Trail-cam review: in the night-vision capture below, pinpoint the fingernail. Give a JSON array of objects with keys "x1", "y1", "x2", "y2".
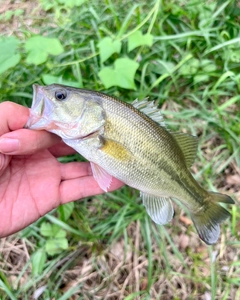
[{"x1": 0, "y1": 138, "x2": 20, "y2": 154}]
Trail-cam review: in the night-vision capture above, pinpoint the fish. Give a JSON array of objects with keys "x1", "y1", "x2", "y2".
[{"x1": 25, "y1": 84, "x2": 234, "y2": 245}]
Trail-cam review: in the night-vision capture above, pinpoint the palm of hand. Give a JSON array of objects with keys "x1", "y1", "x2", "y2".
[
  {"x1": 0, "y1": 102, "x2": 124, "y2": 237},
  {"x1": 0, "y1": 150, "x2": 61, "y2": 236}
]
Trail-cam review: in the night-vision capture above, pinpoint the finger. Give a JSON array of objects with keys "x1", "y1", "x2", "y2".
[
  {"x1": 0, "y1": 128, "x2": 61, "y2": 155},
  {"x1": 0, "y1": 102, "x2": 29, "y2": 135},
  {"x1": 0, "y1": 154, "x2": 11, "y2": 175},
  {"x1": 0, "y1": 101, "x2": 61, "y2": 155},
  {"x1": 60, "y1": 162, "x2": 92, "y2": 180},
  {"x1": 60, "y1": 176, "x2": 124, "y2": 204},
  {"x1": 49, "y1": 141, "x2": 76, "y2": 157}
]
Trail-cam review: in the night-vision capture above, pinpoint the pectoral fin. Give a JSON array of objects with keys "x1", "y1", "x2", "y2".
[
  {"x1": 140, "y1": 192, "x2": 174, "y2": 225},
  {"x1": 90, "y1": 162, "x2": 113, "y2": 192}
]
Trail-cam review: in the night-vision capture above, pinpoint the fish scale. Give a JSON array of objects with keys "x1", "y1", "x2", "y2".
[
  {"x1": 100, "y1": 100, "x2": 191, "y2": 198},
  {"x1": 25, "y1": 84, "x2": 235, "y2": 245}
]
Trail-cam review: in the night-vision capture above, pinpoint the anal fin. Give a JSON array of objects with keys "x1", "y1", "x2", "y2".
[
  {"x1": 140, "y1": 192, "x2": 174, "y2": 225},
  {"x1": 90, "y1": 162, "x2": 113, "y2": 192}
]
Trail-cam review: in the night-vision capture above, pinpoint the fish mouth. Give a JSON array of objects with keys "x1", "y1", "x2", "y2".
[
  {"x1": 81, "y1": 129, "x2": 101, "y2": 140},
  {"x1": 62, "y1": 127, "x2": 102, "y2": 141},
  {"x1": 25, "y1": 84, "x2": 54, "y2": 130},
  {"x1": 25, "y1": 84, "x2": 105, "y2": 140}
]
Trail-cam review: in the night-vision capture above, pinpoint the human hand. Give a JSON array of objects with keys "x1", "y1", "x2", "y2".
[{"x1": 0, "y1": 102, "x2": 124, "y2": 238}]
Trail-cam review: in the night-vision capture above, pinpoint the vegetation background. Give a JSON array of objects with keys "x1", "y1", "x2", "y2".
[{"x1": 0, "y1": 0, "x2": 239, "y2": 299}]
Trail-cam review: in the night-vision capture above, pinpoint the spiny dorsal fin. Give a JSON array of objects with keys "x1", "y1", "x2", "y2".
[
  {"x1": 172, "y1": 132, "x2": 198, "y2": 168},
  {"x1": 132, "y1": 99, "x2": 198, "y2": 168},
  {"x1": 132, "y1": 99, "x2": 165, "y2": 127}
]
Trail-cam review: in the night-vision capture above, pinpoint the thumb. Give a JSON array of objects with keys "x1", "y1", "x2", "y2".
[
  {"x1": 0, "y1": 129, "x2": 61, "y2": 155},
  {"x1": 0, "y1": 101, "x2": 61, "y2": 155}
]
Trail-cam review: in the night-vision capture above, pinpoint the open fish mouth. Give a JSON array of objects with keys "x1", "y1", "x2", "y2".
[
  {"x1": 25, "y1": 112, "x2": 43, "y2": 129},
  {"x1": 25, "y1": 84, "x2": 54, "y2": 130}
]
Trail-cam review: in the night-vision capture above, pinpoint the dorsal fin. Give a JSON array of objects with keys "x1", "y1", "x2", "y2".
[
  {"x1": 132, "y1": 99, "x2": 165, "y2": 127},
  {"x1": 172, "y1": 132, "x2": 198, "y2": 168},
  {"x1": 132, "y1": 99, "x2": 198, "y2": 168}
]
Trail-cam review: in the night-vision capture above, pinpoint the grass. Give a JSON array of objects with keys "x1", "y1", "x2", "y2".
[{"x1": 0, "y1": 0, "x2": 240, "y2": 299}]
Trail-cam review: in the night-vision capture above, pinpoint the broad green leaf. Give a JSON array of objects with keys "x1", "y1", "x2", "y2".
[
  {"x1": 40, "y1": 222, "x2": 54, "y2": 237},
  {"x1": 42, "y1": 74, "x2": 81, "y2": 87},
  {"x1": 0, "y1": 54, "x2": 21, "y2": 75},
  {"x1": 40, "y1": 221, "x2": 66, "y2": 240},
  {"x1": 128, "y1": 31, "x2": 153, "y2": 52},
  {"x1": 152, "y1": 60, "x2": 176, "y2": 75},
  {"x1": 40, "y1": 0, "x2": 85, "y2": 11},
  {"x1": 98, "y1": 58, "x2": 139, "y2": 89},
  {"x1": 57, "y1": 202, "x2": 75, "y2": 221},
  {"x1": 26, "y1": 50, "x2": 48, "y2": 65},
  {"x1": 179, "y1": 58, "x2": 199, "y2": 75},
  {"x1": 194, "y1": 74, "x2": 209, "y2": 84},
  {"x1": 14, "y1": 9, "x2": 24, "y2": 16},
  {"x1": 25, "y1": 36, "x2": 64, "y2": 56},
  {"x1": 58, "y1": 0, "x2": 85, "y2": 8},
  {"x1": 39, "y1": 0, "x2": 55, "y2": 11},
  {"x1": 224, "y1": 50, "x2": 240, "y2": 63},
  {"x1": 45, "y1": 238, "x2": 68, "y2": 255},
  {"x1": 98, "y1": 37, "x2": 121, "y2": 63},
  {"x1": 5, "y1": 11, "x2": 14, "y2": 21},
  {"x1": 0, "y1": 36, "x2": 21, "y2": 74},
  {"x1": 4, "y1": 9, "x2": 24, "y2": 21},
  {"x1": 52, "y1": 224, "x2": 67, "y2": 238},
  {"x1": 229, "y1": 50, "x2": 240, "y2": 62},
  {"x1": 25, "y1": 36, "x2": 64, "y2": 65},
  {"x1": 198, "y1": 3, "x2": 216, "y2": 28},
  {"x1": 31, "y1": 249, "x2": 47, "y2": 275},
  {"x1": 200, "y1": 59, "x2": 217, "y2": 72}
]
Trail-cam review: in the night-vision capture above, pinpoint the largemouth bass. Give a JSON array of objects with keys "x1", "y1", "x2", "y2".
[{"x1": 26, "y1": 84, "x2": 234, "y2": 245}]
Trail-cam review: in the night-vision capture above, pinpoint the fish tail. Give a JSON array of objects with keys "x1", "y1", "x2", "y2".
[{"x1": 191, "y1": 192, "x2": 234, "y2": 245}]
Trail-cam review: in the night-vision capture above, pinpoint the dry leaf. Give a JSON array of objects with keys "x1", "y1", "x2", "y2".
[
  {"x1": 179, "y1": 234, "x2": 190, "y2": 250},
  {"x1": 179, "y1": 215, "x2": 192, "y2": 225},
  {"x1": 226, "y1": 174, "x2": 240, "y2": 185}
]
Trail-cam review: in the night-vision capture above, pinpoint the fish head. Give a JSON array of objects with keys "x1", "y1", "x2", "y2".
[{"x1": 25, "y1": 84, "x2": 106, "y2": 140}]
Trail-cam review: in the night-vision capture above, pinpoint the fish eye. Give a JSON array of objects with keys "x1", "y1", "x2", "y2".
[{"x1": 55, "y1": 89, "x2": 68, "y2": 101}]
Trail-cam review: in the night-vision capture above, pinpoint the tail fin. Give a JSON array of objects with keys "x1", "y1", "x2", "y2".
[{"x1": 191, "y1": 192, "x2": 234, "y2": 245}]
